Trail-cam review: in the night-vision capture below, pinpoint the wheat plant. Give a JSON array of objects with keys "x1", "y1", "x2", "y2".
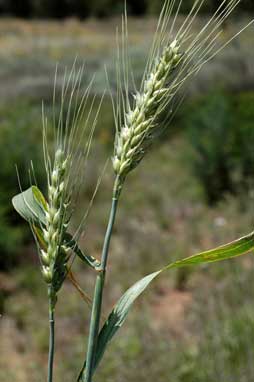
[
  {"x1": 12, "y1": 1, "x2": 254, "y2": 382},
  {"x1": 13, "y1": 65, "x2": 104, "y2": 382}
]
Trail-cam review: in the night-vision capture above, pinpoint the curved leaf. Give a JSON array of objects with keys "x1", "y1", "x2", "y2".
[
  {"x1": 79, "y1": 230, "x2": 254, "y2": 379},
  {"x1": 12, "y1": 186, "x2": 47, "y2": 225},
  {"x1": 12, "y1": 186, "x2": 101, "y2": 270},
  {"x1": 64, "y1": 233, "x2": 101, "y2": 270},
  {"x1": 94, "y1": 271, "x2": 159, "y2": 373}
]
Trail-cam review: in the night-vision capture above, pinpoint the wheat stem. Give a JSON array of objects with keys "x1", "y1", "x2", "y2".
[
  {"x1": 83, "y1": 176, "x2": 122, "y2": 382},
  {"x1": 48, "y1": 288, "x2": 55, "y2": 382}
]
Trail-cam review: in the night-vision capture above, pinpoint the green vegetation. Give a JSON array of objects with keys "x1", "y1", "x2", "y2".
[
  {"x1": 184, "y1": 91, "x2": 254, "y2": 204},
  {"x1": 0, "y1": 101, "x2": 45, "y2": 269}
]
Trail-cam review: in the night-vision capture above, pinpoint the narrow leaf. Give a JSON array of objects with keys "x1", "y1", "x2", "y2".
[
  {"x1": 94, "y1": 271, "x2": 159, "y2": 371},
  {"x1": 33, "y1": 225, "x2": 47, "y2": 249},
  {"x1": 77, "y1": 271, "x2": 160, "y2": 381},
  {"x1": 80, "y1": 231, "x2": 254, "y2": 378},
  {"x1": 166, "y1": 231, "x2": 254, "y2": 270},
  {"x1": 64, "y1": 233, "x2": 101, "y2": 270}
]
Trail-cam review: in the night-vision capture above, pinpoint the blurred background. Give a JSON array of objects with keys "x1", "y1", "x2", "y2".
[{"x1": 0, "y1": 1, "x2": 254, "y2": 381}]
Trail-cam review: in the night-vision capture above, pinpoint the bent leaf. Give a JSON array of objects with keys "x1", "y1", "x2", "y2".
[
  {"x1": 64, "y1": 233, "x2": 101, "y2": 270},
  {"x1": 13, "y1": 186, "x2": 101, "y2": 270},
  {"x1": 80, "y1": 231, "x2": 254, "y2": 378},
  {"x1": 12, "y1": 186, "x2": 47, "y2": 226}
]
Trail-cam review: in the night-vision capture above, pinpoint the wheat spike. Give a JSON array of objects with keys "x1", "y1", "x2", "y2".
[
  {"x1": 41, "y1": 148, "x2": 69, "y2": 284},
  {"x1": 112, "y1": 0, "x2": 253, "y2": 181},
  {"x1": 113, "y1": 39, "x2": 181, "y2": 177}
]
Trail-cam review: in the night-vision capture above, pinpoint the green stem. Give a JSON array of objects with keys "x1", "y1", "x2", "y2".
[
  {"x1": 48, "y1": 290, "x2": 55, "y2": 382},
  {"x1": 83, "y1": 177, "x2": 121, "y2": 382}
]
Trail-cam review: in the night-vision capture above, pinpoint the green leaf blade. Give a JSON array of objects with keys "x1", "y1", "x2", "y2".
[
  {"x1": 167, "y1": 231, "x2": 254, "y2": 270},
  {"x1": 64, "y1": 233, "x2": 101, "y2": 270},
  {"x1": 12, "y1": 186, "x2": 47, "y2": 226},
  {"x1": 94, "y1": 270, "x2": 160, "y2": 370},
  {"x1": 78, "y1": 271, "x2": 160, "y2": 381},
  {"x1": 79, "y1": 231, "x2": 254, "y2": 379}
]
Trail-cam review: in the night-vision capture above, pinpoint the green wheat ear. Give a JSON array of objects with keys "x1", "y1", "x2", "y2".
[
  {"x1": 81, "y1": 2, "x2": 253, "y2": 382},
  {"x1": 113, "y1": 39, "x2": 181, "y2": 177},
  {"x1": 112, "y1": 0, "x2": 253, "y2": 185},
  {"x1": 41, "y1": 148, "x2": 70, "y2": 300},
  {"x1": 41, "y1": 66, "x2": 83, "y2": 304},
  {"x1": 13, "y1": 63, "x2": 105, "y2": 382},
  {"x1": 42, "y1": 64, "x2": 105, "y2": 382}
]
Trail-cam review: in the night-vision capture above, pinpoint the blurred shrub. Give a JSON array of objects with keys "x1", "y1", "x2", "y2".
[
  {"x1": 0, "y1": 101, "x2": 45, "y2": 270},
  {"x1": 183, "y1": 91, "x2": 254, "y2": 204},
  {"x1": 230, "y1": 92, "x2": 254, "y2": 190}
]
